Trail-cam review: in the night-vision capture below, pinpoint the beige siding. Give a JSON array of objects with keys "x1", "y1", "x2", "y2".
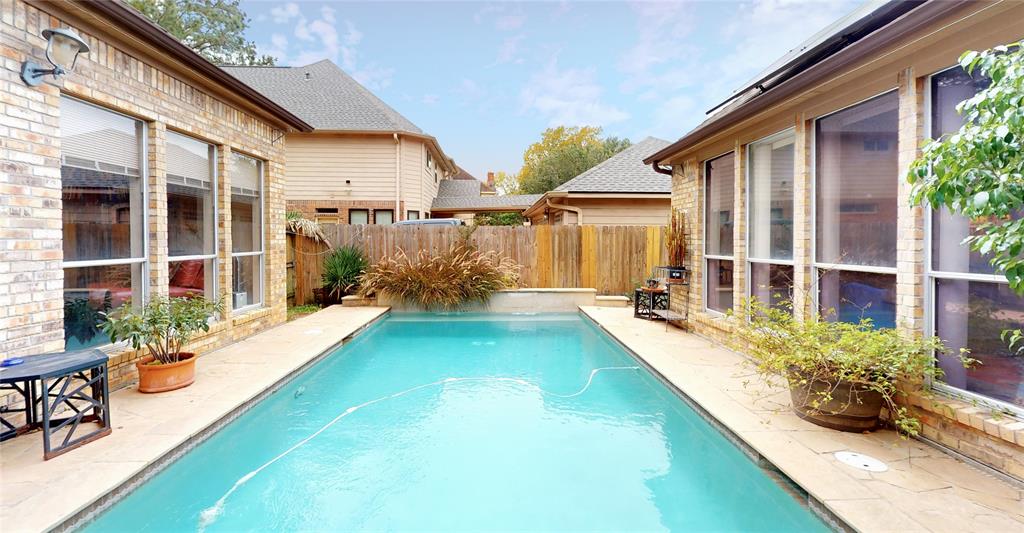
[
  {"x1": 575, "y1": 198, "x2": 671, "y2": 225},
  {"x1": 400, "y1": 136, "x2": 424, "y2": 217},
  {"x1": 285, "y1": 134, "x2": 396, "y2": 201}
]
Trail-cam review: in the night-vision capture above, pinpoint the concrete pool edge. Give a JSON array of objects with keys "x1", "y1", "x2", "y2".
[
  {"x1": 49, "y1": 307, "x2": 391, "y2": 533},
  {"x1": 577, "y1": 307, "x2": 854, "y2": 533}
]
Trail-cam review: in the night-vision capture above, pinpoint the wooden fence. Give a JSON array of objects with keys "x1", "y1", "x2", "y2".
[{"x1": 288, "y1": 224, "x2": 667, "y2": 305}]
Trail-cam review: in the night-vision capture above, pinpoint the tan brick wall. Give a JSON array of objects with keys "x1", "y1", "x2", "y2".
[{"x1": 1, "y1": 0, "x2": 289, "y2": 388}]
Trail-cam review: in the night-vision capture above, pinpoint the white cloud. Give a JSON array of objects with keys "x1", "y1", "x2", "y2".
[
  {"x1": 651, "y1": 95, "x2": 696, "y2": 138},
  {"x1": 495, "y1": 34, "x2": 526, "y2": 65},
  {"x1": 270, "y1": 2, "x2": 300, "y2": 24},
  {"x1": 520, "y1": 58, "x2": 629, "y2": 127},
  {"x1": 343, "y1": 21, "x2": 363, "y2": 46},
  {"x1": 422, "y1": 94, "x2": 439, "y2": 105},
  {"x1": 496, "y1": 13, "x2": 527, "y2": 31}
]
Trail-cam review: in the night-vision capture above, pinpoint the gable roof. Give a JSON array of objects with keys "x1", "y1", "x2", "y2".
[
  {"x1": 555, "y1": 136, "x2": 671, "y2": 194},
  {"x1": 436, "y1": 179, "x2": 482, "y2": 198},
  {"x1": 223, "y1": 60, "x2": 422, "y2": 133},
  {"x1": 431, "y1": 194, "x2": 543, "y2": 212}
]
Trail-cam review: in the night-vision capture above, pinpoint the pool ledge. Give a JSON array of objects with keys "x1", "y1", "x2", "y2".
[
  {"x1": 579, "y1": 306, "x2": 1024, "y2": 533},
  {"x1": 0, "y1": 305, "x2": 390, "y2": 533}
]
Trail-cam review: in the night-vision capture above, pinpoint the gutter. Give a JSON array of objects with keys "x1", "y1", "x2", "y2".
[
  {"x1": 643, "y1": 0, "x2": 970, "y2": 165},
  {"x1": 545, "y1": 197, "x2": 583, "y2": 225},
  {"x1": 394, "y1": 133, "x2": 402, "y2": 220},
  {"x1": 77, "y1": 0, "x2": 313, "y2": 132}
]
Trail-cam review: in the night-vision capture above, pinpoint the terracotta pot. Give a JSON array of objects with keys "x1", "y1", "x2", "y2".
[
  {"x1": 136, "y1": 353, "x2": 196, "y2": 393},
  {"x1": 788, "y1": 369, "x2": 884, "y2": 432}
]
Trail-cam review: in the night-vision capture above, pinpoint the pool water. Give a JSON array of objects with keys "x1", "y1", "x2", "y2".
[{"x1": 86, "y1": 313, "x2": 828, "y2": 532}]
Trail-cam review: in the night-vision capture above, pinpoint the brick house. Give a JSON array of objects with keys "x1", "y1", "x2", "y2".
[
  {"x1": 643, "y1": 0, "x2": 1024, "y2": 480},
  {"x1": 224, "y1": 60, "x2": 458, "y2": 224},
  {"x1": 1, "y1": 0, "x2": 313, "y2": 389}
]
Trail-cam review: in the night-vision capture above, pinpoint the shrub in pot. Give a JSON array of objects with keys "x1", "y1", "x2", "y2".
[
  {"x1": 321, "y1": 246, "x2": 367, "y2": 305},
  {"x1": 731, "y1": 300, "x2": 974, "y2": 436},
  {"x1": 102, "y1": 295, "x2": 223, "y2": 393}
]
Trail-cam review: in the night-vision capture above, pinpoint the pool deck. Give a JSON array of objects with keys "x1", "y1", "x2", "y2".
[
  {"x1": 0, "y1": 306, "x2": 389, "y2": 532},
  {"x1": 580, "y1": 306, "x2": 1024, "y2": 532}
]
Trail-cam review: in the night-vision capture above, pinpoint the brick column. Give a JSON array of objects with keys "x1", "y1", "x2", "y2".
[
  {"x1": 147, "y1": 122, "x2": 168, "y2": 298},
  {"x1": 732, "y1": 141, "x2": 747, "y2": 312},
  {"x1": 669, "y1": 160, "x2": 702, "y2": 319},
  {"x1": 265, "y1": 156, "x2": 287, "y2": 323},
  {"x1": 217, "y1": 145, "x2": 233, "y2": 318},
  {"x1": 792, "y1": 115, "x2": 815, "y2": 321},
  {"x1": 896, "y1": 68, "x2": 926, "y2": 334}
]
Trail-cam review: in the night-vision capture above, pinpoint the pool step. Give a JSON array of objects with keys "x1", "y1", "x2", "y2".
[{"x1": 595, "y1": 295, "x2": 630, "y2": 308}]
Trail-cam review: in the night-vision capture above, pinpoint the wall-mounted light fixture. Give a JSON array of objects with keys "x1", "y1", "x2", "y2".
[{"x1": 20, "y1": 28, "x2": 90, "y2": 87}]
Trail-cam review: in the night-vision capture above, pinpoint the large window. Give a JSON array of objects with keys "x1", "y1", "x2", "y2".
[
  {"x1": 747, "y1": 130, "x2": 795, "y2": 311},
  {"x1": 704, "y1": 152, "x2": 735, "y2": 314},
  {"x1": 166, "y1": 131, "x2": 215, "y2": 300},
  {"x1": 815, "y1": 92, "x2": 899, "y2": 328},
  {"x1": 231, "y1": 153, "x2": 263, "y2": 311},
  {"x1": 374, "y1": 209, "x2": 394, "y2": 225},
  {"x1": 60, "y1": 97, "x2": 146, "y2": 350},
  {"x1": 349, "y1": 209, "x2": 368, "y2": 225},
  {"x1": 928, "y1": 66, "x2": 1023, "y2": 410}
]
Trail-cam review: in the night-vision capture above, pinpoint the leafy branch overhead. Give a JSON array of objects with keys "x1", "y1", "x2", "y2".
[{"x1": 127, "y1": 0, "x2": 274, "y2": 66}]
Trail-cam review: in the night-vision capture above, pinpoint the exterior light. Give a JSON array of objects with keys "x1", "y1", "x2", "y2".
[{"x1": 21, "y1": 28, "x2": 90, "y2": 87}]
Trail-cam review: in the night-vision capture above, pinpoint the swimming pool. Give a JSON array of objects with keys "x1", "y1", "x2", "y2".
[{"x1": 86, "y1": 313, "x2": 828, "y2": 531}]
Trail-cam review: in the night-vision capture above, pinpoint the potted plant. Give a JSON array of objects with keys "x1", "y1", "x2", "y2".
[
  {"x1": 662, "y1": 208, "x2": 687, "y2": 281},
  {"x1": 319, "y1": 246, "x2": 368, "y2": 305},
  {"x1": 731, "y1": 300, "x2": 974, "y2": 436},
  {"x1": 102, "y1": 295, "x2": 223, "y2": 393}
]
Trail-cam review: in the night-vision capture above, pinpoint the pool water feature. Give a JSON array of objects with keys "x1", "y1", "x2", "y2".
[{"x1": 86, "y1": 313, "x2": 829, "y2": 532}]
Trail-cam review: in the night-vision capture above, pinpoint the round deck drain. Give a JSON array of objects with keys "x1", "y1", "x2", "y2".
[{"x1": 834, "y1": 451, "x2": 888, "y2": 472}]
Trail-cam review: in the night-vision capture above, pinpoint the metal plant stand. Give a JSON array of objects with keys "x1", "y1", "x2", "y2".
[
  {"x1": 634, "y1": 287, "x2": 669, "y2": 320},
  {"x1": 0, "y1": 349, "x2": 111, "y2": 460}
]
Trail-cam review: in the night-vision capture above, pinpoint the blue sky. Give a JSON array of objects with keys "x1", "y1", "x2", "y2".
[{"x1": 242, "y1": 0, "x2": 863, "y2": 181}]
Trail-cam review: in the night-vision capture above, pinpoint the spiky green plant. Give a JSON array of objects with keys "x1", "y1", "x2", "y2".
[{"x1": 322, "y1": 246, "x2": 368, "y2": 299}]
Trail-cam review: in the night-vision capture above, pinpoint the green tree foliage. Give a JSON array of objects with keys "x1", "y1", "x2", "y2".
[
  {"x1": 127, "y1": 0, "x2": 274, "y2": 66},
  {"x1": 908, "y1": 41, "x2": 1023, "y2": 354},
  {"x1": 515, "y1": 126, "x2": 631, "y2": 194},
  {"x1": 474, "y1": 212, "x2": 526, "y2": 226}
]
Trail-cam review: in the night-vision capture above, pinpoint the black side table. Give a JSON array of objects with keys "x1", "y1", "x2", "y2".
[
  {"x1": 0, "y1": 349, "x2": 112, "y2": 460},
  {"x1": 634, "y1": 288, "x2": 669, "y2": 320}
]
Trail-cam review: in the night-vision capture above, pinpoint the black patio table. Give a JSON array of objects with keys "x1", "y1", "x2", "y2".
[{"x1": 0, "y1": 349, "x2": 111, "y2": 459}]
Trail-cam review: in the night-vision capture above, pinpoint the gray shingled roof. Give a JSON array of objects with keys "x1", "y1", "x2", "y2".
[
  {"x1": 436, "y1": 179, "x2": 481, "y2": 198},
  {"x1": 223, "y1": 60, "x2": 422, "y2": 133},
  {"x1": 432, "y1": 194, "x2": 542, "y2": 211},
  {"x1": 555, "y1": 136, "x2": 672, "y2": 194}
]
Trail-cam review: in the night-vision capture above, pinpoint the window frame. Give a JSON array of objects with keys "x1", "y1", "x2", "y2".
[
  {"x1": 810, "y1": 89, "x2": 900, "y2": 323},
  {"x1": 165, "y1": 130, "x2": 218, "y2": 300},
  {"x1": 745, "y1": 129, "x2": 796, "y2": 311},
  {"x1": 348, "y1": 209, "x2": 369, "y2": 225},
  {"x1": 60, "y1": 96, "x2": 150, "y2": 350},
  {"x1": 374, "y1": 209, "x2": 394, "y2": 225},
  {"x1": 922, "y1": 65, "x2": 1022, "y2": 416},
  {"x1": 229, "y1": 152, "x2": 265, "y2": 315},
  {"x1": 702, "y1": 150, "x2": 736, "y2": 316}
]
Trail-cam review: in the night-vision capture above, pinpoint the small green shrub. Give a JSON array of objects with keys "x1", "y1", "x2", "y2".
[
  {"x1": 358, "y1": 244, "x2": 520, "y2": 310},
  {"x1": 102, "y1": 296, "x2": 224, "y2": 364},
  {"x1": 322, "y1": 246, "x2": 368, "y2": 299},
  {"x1": 730, "y1": 299, "x2": 975, "y2": 436}
]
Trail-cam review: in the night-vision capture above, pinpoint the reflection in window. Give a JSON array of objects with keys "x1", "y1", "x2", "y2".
[
  {"x1": 231, "y1": 153, "x2": 263, "y2": 310},
  {"x1": 349, "y1": 209, "x2": 368, "y2": 225},
  {"x1": 750, "y1": 263, "x2": 794, "y2": 311},
  {"x1": 167, "y1": 131, "x2": 215, "y2": 299},
  {"x1": 60, "y1": 97, "x2": 146, "y2": 349},
  {"x1": 818, "y1": 270, "x2": 896, "y2": 329},
  {"x1": 706, "y1": 259, "x2": 734, "y2": 314},
  {"x1": 704, "y1": 153, "x2": 735, "y2": 314},
  {"x1": 748, "y1": 131, "x2": 795, "y2": 313},
  {"x1": 375, "y1": 209, "x2": 394, "y2": 225}
]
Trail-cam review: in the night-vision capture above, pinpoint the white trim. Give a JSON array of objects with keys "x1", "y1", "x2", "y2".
[
  {"x1": 168, "y1": 254, "x2": 218, "y2": 262},
  {"x1": 62, "y1": 257, "x2": 146, "y2": 268},
  {"x1": 231, "y1": 302, "x2": 263, "y2": 316},
  {"x1": 928, "y1": 270, "x2": 1010, "y2": 283},
  {"x1": 229, "y1": 250, "x2": 263, "y2": 258},
  {"x1": 704, "y1": 254, "x2": 734, "y2": 261},
  {"x1": 702, "y1": 152, "x2": 736, "y2": 315},
  {"x1": 745, "y1": 128, "x2": 796, "y2": 305},
  {"x1": 812, "y1": 262, "x2": 897, "y2": 275},
  {"x1": 747, "y1": 257, "x2": 795, "y2": 266},
  {"x1": 935, "y1": 383, "x2": 1023, "y2": 419}
]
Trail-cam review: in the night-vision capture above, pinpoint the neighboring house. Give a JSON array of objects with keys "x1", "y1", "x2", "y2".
[
  {"x1": 224, "y1": 60, "x2": 457, "y2": 224},
  {"x1": 643, "y1": 0, "x2": 1023, "y2": 479},
  {"x1": 430, "y1": 168, "x2": 540, "y2": 221},
  {"x1": 0, "y1": 0, "x2": 312, "y2": 389},
  {"x1": 523, "y1": 137, "x2": 671, "y2": 225}
]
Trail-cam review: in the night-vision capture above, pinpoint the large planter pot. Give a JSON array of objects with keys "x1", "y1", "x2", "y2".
[
  {"x1": 136, "y1": 353, "x2": 196, "y2": 393},
  {"x1": 788, "y1": 371, "x2": 884, "y2": 432}
]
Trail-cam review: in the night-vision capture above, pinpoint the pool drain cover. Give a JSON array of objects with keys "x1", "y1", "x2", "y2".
[{"x1": 834, "y1": 451, "x2": 888, "y2": 472}]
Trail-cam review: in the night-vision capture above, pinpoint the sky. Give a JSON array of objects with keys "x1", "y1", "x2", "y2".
[{"x1": 241, "y1": 0, "x2": 864, "y2": 182}]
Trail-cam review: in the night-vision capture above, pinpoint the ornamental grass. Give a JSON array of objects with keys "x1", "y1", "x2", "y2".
[{"x1": 359, "y1": 244, "x2": 520, "y2": 310}]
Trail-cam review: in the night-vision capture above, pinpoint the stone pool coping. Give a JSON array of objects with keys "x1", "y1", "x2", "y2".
[
  {"x1": 0, "y1": 306, "x2": 390, "y2": 532},
  {"x1": 580, "y1": 306, "x2": 1024, "y2": 532}
]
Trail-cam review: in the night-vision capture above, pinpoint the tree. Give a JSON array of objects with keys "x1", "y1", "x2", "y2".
[
  {"x1": 127, "y1": 0, "x2": 274, "y2": 66},
  {"x1": 908, "y1": 40, "x2": 1024, "y2": 354},
  {"x1": 516, "y1": 126, "x2": 631, "y2": 194},
  {"x1": 474, "y1": 212, "x2": 525, "y2": 226},
  {"x1": 490, "y1": 171, "x2": 520, "y2": 195}
]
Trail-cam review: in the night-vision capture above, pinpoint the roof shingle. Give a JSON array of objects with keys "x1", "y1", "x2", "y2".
[
  {"x1": 555, "y1": 137, "x2": 672, "y2": 194},
  {"x1": 431, "y1": 194, "x2": 542, "y2": 211}
]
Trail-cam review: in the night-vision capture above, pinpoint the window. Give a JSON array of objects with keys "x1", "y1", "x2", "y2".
[
  {"x1": 704, "y1": 152, "x2": 735, "y2": 314},
  {"x1": 927, "y1": 65, "x2": 1023, "y2": 410},
  {"x1": 407, "y1": 211, "x2": 420, "y2": 221},
  {"x1": 60, "y1": 97, "x2": 146, "y2": 350},
  {"x1": 374, "y1": 209, "x2": 394, "y2": 225},
  {"x1": 747, "y1": 130, "x2": 795, "y2": 311},
  {"x1": 349, "y1": 209, "x2": 368, "y2": 225},
  {"x1": 815, "y1": 92, "x2": 898, "y2": 328},
  {"x1": 315, "y1": 208, "x2": 339, "y2": 224},
  {"x1": 166, "y1": 131, "x2": 215, "y2": 300},
  {"x1": 231, "y1": 153, "x2": 263, "y2": 311}
]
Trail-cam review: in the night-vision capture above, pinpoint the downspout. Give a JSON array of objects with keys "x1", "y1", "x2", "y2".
[
  {"x1": 394, "y1": 133, "x2": 402, "y2": 221},
  {"x1": 545, "y1": 197, "x2": 583, "y2": 225}
]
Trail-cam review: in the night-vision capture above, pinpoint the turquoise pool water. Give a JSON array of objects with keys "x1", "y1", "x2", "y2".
[{"x1": 86, "y1": 313, "x2": 828, "y2": 532}]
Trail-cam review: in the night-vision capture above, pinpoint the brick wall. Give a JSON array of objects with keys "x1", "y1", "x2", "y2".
[
  {"x1": 288, "y1": 199, "x2": 406, "y2": 225},
  {"x1": 1, "y1": 0, "x2": 289, "y2": 389}
]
